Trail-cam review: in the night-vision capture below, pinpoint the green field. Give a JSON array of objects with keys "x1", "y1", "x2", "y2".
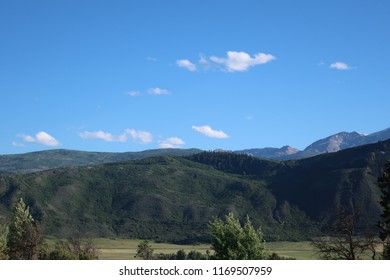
[
  {"x1": 94, "y1": 239, "x2": 318, "y2": 260},
  {"x1": 95, "y1": 239, "x2": 211, "y2": 260},
  {"x1": 266, "y1": 241, "x2": 317, "y2": 260}
]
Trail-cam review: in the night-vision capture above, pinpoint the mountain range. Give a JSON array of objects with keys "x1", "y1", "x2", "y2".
[
  {"x1": 0, "y1": 135, "x2": 390, "y2": 243},
  {"x1": 236, "y1": 127, "x2": 390, "y2": 160},
  {"x1": 0, "y1": 148, "x2": 201, "y2": 175},
  {"x1": 1, "y1": 128, "x2": 389, "y2": 175}
]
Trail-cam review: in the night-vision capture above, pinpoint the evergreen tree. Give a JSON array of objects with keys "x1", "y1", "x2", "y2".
[
  {"x1": 378, "y1": 161, "x2": 390, "y2": 259},
  {"x1": 7, "y1": 198, "x2": 43, "y2": 260},
  {"x1": 208, "y1": 212, "x2": 267, "y2": 260},
  {"x1": 135, "y1": 240, "x2": 154, "y2": 260}
]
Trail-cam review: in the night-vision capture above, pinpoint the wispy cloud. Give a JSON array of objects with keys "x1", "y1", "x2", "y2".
[
  {"x1": 11, "y1": 141, "x2": 26, "y2": 147},
  {"x1": 146, "y1": 57, "x2": 157, "y2": 61},
  {"x1": 125, "y1": 129, "x2": 153, "y2": 144},
  {"x1": 192, "y1": 125, "x2": 229, "y2": 139},
  {"x1": 125, "y1": 88, "x2": 171, "y2": 97},
  {"x1": 199, "y1": 55, "x2": 209, "y2": 67},
  {"x1": 21, "y1": 131, "x2": 60, "y2": 147},
  {"x1": 176, "y1": 51, "x2": 275, "y2": 73},
  {"x1": 330, "y1": 62, "x2": 352, "y2": 70},
  {"x1": 210, "y1": 51, "x2": 275, "y2": 72},
  {"x1": 125, "y1": 91, "x2": 141, "y2": 97},
  {"x1": 158, "y1": 137, "x2": 185, "y2": 148},
  {"x1": 148, "y1": 87, "x2": 170, "y2": 95},
  {"x1": 79, "y1": 129, "x2": 153, "y2": 144},
  {"x1": 79, "y1": 130, "x2": 127, "y2": 142},
  {"x1": 176, "y1": 59, "x2": 197, "y2": 72}
]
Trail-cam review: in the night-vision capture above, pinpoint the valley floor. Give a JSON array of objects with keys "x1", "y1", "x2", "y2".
[
  {"x1": 93, "y1": 239, "x2": 317, "y2": 260},
  {"x1": 92, "y1": 239, "x2": 385, "y2": 260}
]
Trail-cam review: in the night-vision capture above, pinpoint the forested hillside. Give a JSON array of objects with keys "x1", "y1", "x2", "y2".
[
  {"x1": 0, "y1": 148, "x2": 201, "y2": 174},
  {"x1": 0, "y1": 140, "x2": 390, "y2": 243}
]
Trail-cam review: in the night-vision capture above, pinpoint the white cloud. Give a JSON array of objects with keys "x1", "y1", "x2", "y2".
[
  {"x1": 79, "y1": 129, "x2": 153, "y2": 144},
  {"x1": 22, "y1": 131, "x2": 60, "y2": 147},
  {"x1": 125, "y1": 129, "x2": 153, "y2": 144},
  {"x1": 192, "y1": 125, "x2": 229, "y2": 139},
  {"x1": 79, "y1": 130, "x2": 127, "y2": 142},
  {"x1": 148, "y1": 87, "x2": 170, "y2": 95},
  {"x1": 330, "y1": 62, "x2": 351, "y2": 70},
  {"x1": 23, "y1": 135, "x2": 37, "y2": 143},
  {"x1": 158, "y1": 137, "x2": 185, "y2": 148},
  {"x1": 210, "y1": 51, "x2": 275, "y2": 72},
  {"x1": 176, "y1": 59, "x2": 197, "y2": 72}
]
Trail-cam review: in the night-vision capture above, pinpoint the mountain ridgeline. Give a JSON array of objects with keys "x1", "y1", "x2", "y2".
[
  {"x1": 0, "y1": 148, "x2": 201, "y2": 175},
  {"x1": 0, "y1": 127, "x2": 389, "y2": 175},
  {"x1": 1, "y1": 139, "x2": 390, "y2": 243},
  {"x1": 235, "y1": 127, "x2": 390, "y2": 160}
]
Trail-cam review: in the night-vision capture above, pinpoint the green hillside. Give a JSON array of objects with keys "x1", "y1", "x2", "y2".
[
  {"x1": 0, "y1": 148, "x2": 201, "y2": 174},
  {"x1": 188, "y1": 140, "x2": 390, "y2": 232},
  {"x1": 0, "y1": 156, "x2": 316, "y2": 243},
  {"x1": 1, "y1": 140, "x2": 390, "y2": 243},
  {"x1": 269, "y1": 140, "x2": 390, "y2": 229}
]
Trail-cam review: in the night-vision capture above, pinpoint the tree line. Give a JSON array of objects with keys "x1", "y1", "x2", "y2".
[
  {"x1": 0, "y1": 198, "x2": 98, "y2": 260},
  {"x1": 1, "y1": 161, "x2": 390, "y2": 260},
  {"x1": 134, "y1": 160, "x2": 390, "y2": 260}
]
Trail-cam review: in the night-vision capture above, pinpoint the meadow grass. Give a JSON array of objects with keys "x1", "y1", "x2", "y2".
[
  {"x1": 95, "y1": 239, "x2": 318, "y2": 260},
  {"x1": 266, "y1": 241, "x2": 317, "y2": 260}
]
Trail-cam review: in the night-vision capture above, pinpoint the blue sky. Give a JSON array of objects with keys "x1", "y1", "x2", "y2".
[{"x1": 1, "y1": 0, "x2": 389, "y2": 154}]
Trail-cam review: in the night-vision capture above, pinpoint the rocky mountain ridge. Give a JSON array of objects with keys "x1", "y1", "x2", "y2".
[{"x1": 237, "y1": 127, "x2": 390, "y2": 160}]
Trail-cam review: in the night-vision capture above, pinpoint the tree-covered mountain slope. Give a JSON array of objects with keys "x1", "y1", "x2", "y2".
[
  {"x1": 0, "y1": 148, "x2": 201, "y2": 174},
  {"x1": 0, "y1": 156, "x2": 315, "y2": 243},
  {"x1": 0, "y1": 140, "x2": 390, "y2": 243},
  {"x1": 189, "y1": 140, "x2": 390, "y2": 232}
]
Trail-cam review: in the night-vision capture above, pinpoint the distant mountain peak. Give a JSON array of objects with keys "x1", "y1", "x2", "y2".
[
  {"x1": 234, "y1": 127, "x2": 390, "y2": 160},
  {"x1": 234, "y1": 145, "x2": 300, "y2": 160},
  {"x1": 280, "y1": 145, "x2": 300, "y2": 155},
  {"x1": 304, "y1": 131, "x2": 365, "y2": 153}
]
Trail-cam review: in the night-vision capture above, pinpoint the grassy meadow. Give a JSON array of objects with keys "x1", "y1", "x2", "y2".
[
  {"x1": 93, "y1": 238, "x2": 318, "y2": 260},
  {"x1": 94, "y1": 239, "x2": 385, "y2": 260}
]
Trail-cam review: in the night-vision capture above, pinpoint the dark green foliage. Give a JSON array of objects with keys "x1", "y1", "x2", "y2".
[
  {"x1": 378, "y1": 160, "x2": 390, "y2": 259},
  {"x1": 7, "y1": 198, "x2": 43, "y2": 259},
  {"x1": 0, "y1": 148, "x2": 201, "y2": 174},
  {"x1": 268, "y1": 252, "x2": 295, "y2": 260},
  {"x1": 175, "y1": 249, "x2": 187, "y2": 260},
  {"x1": 187, "y1": 250, "x2": 208, "y2": 260},
  {"x1": 135, "y1": 241, "x2": 209, "y2": 260},
  {"x1": 135, "y1": 240, "x2": 154, "y2": 260},
  {"x1": 40, "y1": 235, "x2": 99, "y2": 260},
  {"x1": 155, "y1": 249, "x2": 209, "y2": 260},
  {"x1": 0, "y1": 156, "x2": 314, "y2": 242},
  {"x1": 188, "y1": 151, "x2": 284, "y2": 179},
  {"x1": 46, "y1": 240, "x2": 79, "y2": 260},
  {"x1": 2, "y1": 199, "x2": 98, "y2": 260},
  {"x1": 269, "y1": 140, "x2": 390, "y2": 230},
  {"x1": 0, "y1": 139, "x2": 389, "y2": 244},
  {"x1": 209, "y1": 213, "x2": 267, "y2": 260}
]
